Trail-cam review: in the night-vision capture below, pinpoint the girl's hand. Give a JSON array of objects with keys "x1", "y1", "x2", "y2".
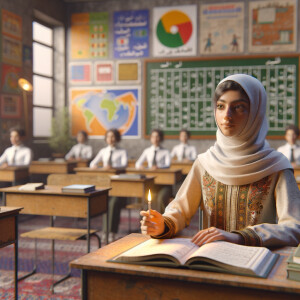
[
  {"x1": 191, "y1": 227, "x2": 244, "y2": 246},
  {"x1": 140, "y1": 209, "x2": 164, "y2": 236}
]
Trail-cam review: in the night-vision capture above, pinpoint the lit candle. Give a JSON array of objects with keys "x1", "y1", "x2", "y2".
[{"x1": 147, "y1": 189, "x2": 152, "y2": 215}]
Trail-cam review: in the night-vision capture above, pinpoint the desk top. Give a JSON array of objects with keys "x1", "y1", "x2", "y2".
[
  {"x1": 75, "y1": 167, "x2": 125, "y2": 175},
  {"x1": 0, "y1": 166, "x2": 29, "y2": 171},
  {"x1": 0, "y1": 206, "x2": 23, "y2": 217},
  {"x1": 70, "y1": 233, "x2": 300, "y2": 295},
  {"x1": 0, "y1": 185, "x2": 111, "y2": 197}
]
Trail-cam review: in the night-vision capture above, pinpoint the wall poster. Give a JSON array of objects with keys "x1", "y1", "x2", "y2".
[
  {"x1": 70, "y1": 12, "x2": 109, "y2": 59},
  {"x1": 70, "y1": 87, "x2": 140, "y2": 138},
  {"x1": 114, "y1": 9, "x2": 149, "y2": 58},
  {"x1": 199, "y1": 2, "x2": 244, "y2": 55},
  {"x1": 152, "y1": 5, "x2": 197, "y2": 57},
  {"x1": 249, "y1": 0, "x2": 297, "y2": 53}
]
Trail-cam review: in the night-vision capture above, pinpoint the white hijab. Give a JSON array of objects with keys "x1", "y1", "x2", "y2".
[{"x1": 198, "y1": 74, "x2": 292, "y2": 185}]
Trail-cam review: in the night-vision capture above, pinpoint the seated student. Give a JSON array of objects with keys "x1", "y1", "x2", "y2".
[
  {"x1": 135, "y1": 129, "x2": 172, "y2": 212},
  {"x1": 65, "y1": 130, "x2": 93, "y2": 161},
  {"x1": 140, "y1": 74, "x2": 300, "y2": 248},
  {"x1": 0, "y1": 127, "x2": 33, "y2": 168},
  {"x1": 90, "y1": 128, "x2": 127, "y2": 169},
  {"x1": 277, "y1": 124, "x2": 300, "y2": 168},
  {"x1": 90, "y1": 128, "x2": 128, "y2": 243},
  {"x1": 171, "y1": 129, "x2": 197, "y2": 162}
]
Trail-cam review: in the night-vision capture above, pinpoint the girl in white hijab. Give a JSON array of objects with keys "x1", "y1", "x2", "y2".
[{"x1": 140, "y1": 74, "x2": 300, "y2": 248}]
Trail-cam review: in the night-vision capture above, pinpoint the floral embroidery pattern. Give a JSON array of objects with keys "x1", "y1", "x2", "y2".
[
  {"x1": 215, "y1": 182, "x2": 226, "y2": 229},
  {"x1": 202, "y1": 171, "x2": 217, "y2": 217},
  {"x1": 237, "y1": 185, "x2": 250, "y2": 229},
  {"x1": 247, "y1": 176, "x2": 271, "y2": 225}
]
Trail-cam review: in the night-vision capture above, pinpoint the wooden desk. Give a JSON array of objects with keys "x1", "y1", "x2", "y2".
[
  {"x1": 71, "y1": 233, "x2": 300, "y2": 300},
  {"x1": 293, "y1": 167, "x2": 300, "y2": 178},
  {"x1": 0, "y1": 206, "x2": 23, "y2": 299},
  {"x1": 0, "y1": 186, "x2": 110, "y2": 249},
  {"x1": 0, "y1": 167, "x2": 29, "y2": 185},
  {"x1": 170, "y1": 161, "x2": 193, "y2": 175},
  {"x1": 29, "y1": 161, "x2": 77, "y2": 174},
  {"x1": 75, "y1": 167, "x2": 126, "y2": 177},
  {"x1": 125, "y1": 168, "x2": 183, "y2": 185},
  {"x1": 110, "y1": 176, "x2": 155, "y2": 201}
]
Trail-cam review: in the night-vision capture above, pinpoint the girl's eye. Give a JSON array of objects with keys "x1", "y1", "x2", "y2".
[{"x1": 216, "y1": 103, "x2": 224, "y2": 109}]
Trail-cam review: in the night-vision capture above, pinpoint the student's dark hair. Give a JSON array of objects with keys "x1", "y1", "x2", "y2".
[
  {"x1": 78, "y1": 130, "x2": 88, "y2": 140},
  {"x1": 285, "y1": 124, "x2": 300, "y2": 137},
  {"x1": 151, "y1": 128, "x2": 164, "y2": 142},
  {"x1": 180, "y1": 129, "x2": 190, "y2": 138},
  {"x1": 105, "y1": 128, "x2": 121, "y2": 142},
  {"x1": 9, "y1": 127, "x2": 25, "y2": 137},
  {"x1": 214, "y1": 80, "x2": 249, "y2": 103}
]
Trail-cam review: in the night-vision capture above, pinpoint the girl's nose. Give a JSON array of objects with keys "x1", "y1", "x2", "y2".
[{"x1": 224, "y1": 108, "x2": 233, "y2": 120}]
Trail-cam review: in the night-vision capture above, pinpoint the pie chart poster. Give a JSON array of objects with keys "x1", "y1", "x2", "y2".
[{"x1": 153, "y1": 5, "x2": 197, "y2": 57}]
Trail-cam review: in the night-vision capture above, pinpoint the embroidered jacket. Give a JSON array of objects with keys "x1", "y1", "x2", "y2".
[{"x1": 159, "y1": 159, "x2": 300, "y2": 247}]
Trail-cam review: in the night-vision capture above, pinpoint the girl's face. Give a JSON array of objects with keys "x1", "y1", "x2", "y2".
[
  {"x1": 150, "y1": 131, "x2": 160, "y2": 147},
  {"x1": 215, "y1": 90, "x2": 250, "y2": 137},
  {"x1": 106, "y1": 131, "x2": 116, "y2": 146},
  {"x1": 10, "y1": 131, "x2": 22, "y2": 146}
]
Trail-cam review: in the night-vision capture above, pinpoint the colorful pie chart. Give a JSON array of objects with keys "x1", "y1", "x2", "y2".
[{"x1": 156, "y1": 10, "x2": 193, "y2": 48}]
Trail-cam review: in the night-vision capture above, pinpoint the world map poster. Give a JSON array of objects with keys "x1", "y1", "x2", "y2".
[{"x1": 70, "y1": 87, "x2": 140, "y2": 137}]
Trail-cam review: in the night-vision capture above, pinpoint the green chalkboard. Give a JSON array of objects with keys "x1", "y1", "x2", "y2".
[{"x1": 144, "y1": 55, "x2": 299, "y2": 138}]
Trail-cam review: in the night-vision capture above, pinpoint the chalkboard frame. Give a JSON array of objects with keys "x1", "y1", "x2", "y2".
[{"x1": 143, "y1": 54, "x2": 300, "y2": 140}]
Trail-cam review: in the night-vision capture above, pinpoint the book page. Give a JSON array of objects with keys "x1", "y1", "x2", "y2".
[
  {"x1": 187, "y1": 241, "x2": 266, "y2": 270},
  {"x1": 115, "y1": 238, "x2": 198, "y2": 265}
]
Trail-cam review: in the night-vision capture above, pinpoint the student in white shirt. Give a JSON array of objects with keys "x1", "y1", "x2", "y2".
[
  {"x1": 90, "y1": 129, "x2": 127, "y2": 169},
  {"x1": 65, "y1": 130, "x2": 93, "y2": 161},
  {"x1": 277, "y1": 124, "x2": 300, "y2": 168},
  {"x1": 0, "y1": 127, "x2": 33, "y2": 168},
  {"x1": 90, "y1": 128, "x2": 128, "y2": 243},
  {"x1": 135, "y1": 129, "x2": 172, "y2": 212},
  {"x1": 135, "y1": 129, "x2": 171, "y2": 170},
  {"x1": 171, "y1": 129, "x2": 197, "y2": 162}
]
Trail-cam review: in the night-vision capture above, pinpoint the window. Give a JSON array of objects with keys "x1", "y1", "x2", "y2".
[{"x1": 32, "y1": 21, "x2": 54, "y2": 137}]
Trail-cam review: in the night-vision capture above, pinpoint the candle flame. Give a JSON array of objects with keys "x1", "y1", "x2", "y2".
[{"x1": 148, "y1": 189, "x2": 151, "y2": 202}]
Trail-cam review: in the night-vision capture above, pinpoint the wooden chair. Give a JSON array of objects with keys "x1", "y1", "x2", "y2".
[{"x1": 19, "y1": 173, "x2": 111, "y2": 292}]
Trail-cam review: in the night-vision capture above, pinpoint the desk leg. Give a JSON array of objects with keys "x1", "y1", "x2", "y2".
[
  {"x1": 87, "y1": 201, "x2": 90, "y2": 253},
  {"x1": 82, "y1": 270, "x2": 87, "y2": 300},
  {"x1": 15, "y1": 215, "x2": 18, "y2": 300},
  {"x1": 106, "y1": 197, "x2": 109, "y2": 245}
]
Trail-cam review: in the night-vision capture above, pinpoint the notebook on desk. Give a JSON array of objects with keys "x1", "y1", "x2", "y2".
[{"x1": 61, "y1": 184, "x2": 96, "y2": 193}]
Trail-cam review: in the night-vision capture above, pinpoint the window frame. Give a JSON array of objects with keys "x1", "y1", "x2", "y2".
[{"x1": 32, "y1": 19, "x2": 55, "y2": 138}]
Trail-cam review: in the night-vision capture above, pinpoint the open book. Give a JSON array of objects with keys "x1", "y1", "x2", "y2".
[{"x1": 110, "y1": 238, "x2": 279, "y2": 278}]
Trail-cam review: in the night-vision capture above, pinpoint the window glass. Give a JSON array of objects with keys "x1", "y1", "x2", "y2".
[
  {"x1": 33, "y1": 107, "x2": 52, "y2": 137},
  {"x1": 33, "y1": 75, "x2": 53, "y2": 107},
  {"x1": 33, "y1": 42, "x2": 53, "y2": 76},
  {"x1": 33, "y1": 21, "x2": 53, "y2": 46}
]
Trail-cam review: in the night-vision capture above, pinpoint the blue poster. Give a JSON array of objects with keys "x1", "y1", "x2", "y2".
[{"x1": 114, "y1": 10, "x2": 149, "y2": 58}]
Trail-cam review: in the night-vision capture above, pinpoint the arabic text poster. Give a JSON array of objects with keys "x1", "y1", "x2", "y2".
[
  {"x1": 153, "y1": 5, "x2": 197, "y2": 57},
  {"x1": 71, "y1": 12, "x2": 109, "y2": 59},
  {"x1": 249, "y1": 0, "x2": 297, "y2": 53},
  {"x1": 70, "y1": 87, "x2": 140, "y2": 138},
  {"x1": 114, "y1": 9, "x2": 149, "y2": 58},
  {"x1": 200, "y1": 2, "x2": 244, "y2": 55}
]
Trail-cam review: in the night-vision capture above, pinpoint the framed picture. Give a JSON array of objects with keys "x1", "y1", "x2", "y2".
[
  {"x1": 116, "y1": 60, "x2": 141, "y2": 84},
  {"x1": 69, "y1": 62, "x2": 92, "y2": 85},
  {"x1": 94, "y1": 61, "x2": 114, "y2": 84},
  {"x1": 0, "y1": 94, "x2": 22, "y2": 118}
]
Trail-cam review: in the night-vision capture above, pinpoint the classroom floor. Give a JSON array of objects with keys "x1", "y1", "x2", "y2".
[{"x1": 0, "y1": 208, "x2": 200, "y2": 299}]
